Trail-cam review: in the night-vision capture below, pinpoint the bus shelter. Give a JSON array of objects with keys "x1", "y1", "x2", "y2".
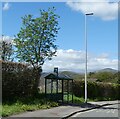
[{"x1": 45, "y1": 73, "x2": 73, "y2": 103}]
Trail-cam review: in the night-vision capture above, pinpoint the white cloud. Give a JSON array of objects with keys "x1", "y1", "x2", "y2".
[
  {"x1": 66, "y1": 0, "x2": 118, "y2": 20},
  {"x1": 3, "y1": 3, "x2": 10, "y2": 11},
  {"x1": 43, "y1": 49, "x2": 118, "y2": 72}
]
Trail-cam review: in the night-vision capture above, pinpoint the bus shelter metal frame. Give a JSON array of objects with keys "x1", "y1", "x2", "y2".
[{"x1": 45, "y1": 73, "x2": 73, "y2": 103}]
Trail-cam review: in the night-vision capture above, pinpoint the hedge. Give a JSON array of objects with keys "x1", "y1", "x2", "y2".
[
  {"x1": 2, "y1": 60, "x2": 39, "y2": 101},
  {"x1": 73, "y1": 80, "x2": 120, "y2": 100}
]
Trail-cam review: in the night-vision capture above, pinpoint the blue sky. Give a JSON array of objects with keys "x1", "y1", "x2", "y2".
[{"x1": 2, "y1": 1, "x2": 118, "y2": 72}]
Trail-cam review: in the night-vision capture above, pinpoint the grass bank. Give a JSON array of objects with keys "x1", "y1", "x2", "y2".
[{"x1": 2, "y1": 96, "x2": 58, "y2": 117}]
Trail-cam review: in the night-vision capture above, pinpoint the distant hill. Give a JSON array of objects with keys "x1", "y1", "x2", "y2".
[
  {"x1": 60, "y1": 71, "x2": 84, "y2": 80},
  {"x1": 39, "y1": 68, "x2": 117, "y2": 82},
  {"x1": 96, "y1": 68, "x2": 117, "y2": 73}
]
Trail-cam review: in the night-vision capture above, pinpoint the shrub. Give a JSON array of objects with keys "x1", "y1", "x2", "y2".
[
  {"x1": 2, "y1": 60, "x2": 38, "y2": 101},
  {"x1": 73, "y1": 80, "x2": 119, "y2": 100}
]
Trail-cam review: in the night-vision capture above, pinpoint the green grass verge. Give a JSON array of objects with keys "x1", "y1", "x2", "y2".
[
  {"x1": 64, "y1": 94, "x2": 88, "y2": 104},
  {"x1": 2, "y1": 97, "x2": 58, "y2": 117},
  {"x1": 64, "y1": 94, "x2": 94, "y2": 104},
  {"x1": 63, "y1": 94, "x2": 116, "y2": 104}
]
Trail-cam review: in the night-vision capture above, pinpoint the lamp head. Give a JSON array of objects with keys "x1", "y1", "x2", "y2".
[{"x1": 86, "y1": 13, "x2": 93, "y2": 16}]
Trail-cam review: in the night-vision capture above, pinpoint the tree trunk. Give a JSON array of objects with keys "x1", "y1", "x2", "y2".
[{"x1": 33, "y1": 66, "x2": 42, "y2": 96}]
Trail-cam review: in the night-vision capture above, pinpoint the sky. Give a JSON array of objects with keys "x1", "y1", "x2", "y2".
[{"x1": 1, "y1": 1, "x2": 118, "y2": 72}]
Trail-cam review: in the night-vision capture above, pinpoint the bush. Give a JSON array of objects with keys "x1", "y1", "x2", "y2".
[
  {"x1": 73, "y1": 80, "x2": 119, "y2": 100},
  {"x1": 2, "y1": 60, "x2": 38, "y2": 101}
]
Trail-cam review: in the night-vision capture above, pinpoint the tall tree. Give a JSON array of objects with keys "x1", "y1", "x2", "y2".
[
  {"x1": 1, "y1": 36, "x2": 14, "y2": 61},
  {"x1": 14, "y1": 7, "x2": 60, "y2": 93}
]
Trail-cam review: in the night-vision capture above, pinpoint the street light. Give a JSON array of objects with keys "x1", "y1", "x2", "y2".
[{"x1": 85, "y1": 13, "x2": 93, "y2": 103}]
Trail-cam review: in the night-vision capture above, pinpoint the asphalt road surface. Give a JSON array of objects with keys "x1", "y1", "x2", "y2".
[{"x1": 72, "y1": 103, "x2": 119, "y2": 117}]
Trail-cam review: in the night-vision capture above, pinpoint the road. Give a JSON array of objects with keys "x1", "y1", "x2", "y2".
[{"x1": 72, "y1": 103, "x2": 119, "y2": 117}]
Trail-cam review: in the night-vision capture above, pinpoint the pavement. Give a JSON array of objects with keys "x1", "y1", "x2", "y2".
[{"x1": 3, "y1": 100, "x2": 119, "y2": 119}]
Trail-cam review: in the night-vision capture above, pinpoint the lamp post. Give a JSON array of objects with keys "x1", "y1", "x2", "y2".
[{"x1": 85, "y1": 13, "x2": 93, "y2": 103}]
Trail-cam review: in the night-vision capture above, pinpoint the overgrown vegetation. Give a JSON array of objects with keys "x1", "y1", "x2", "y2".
[
  {"x1": 2, "y1": 60, "x2": 59, "y2": 117},
  {"x1": 2, "y1": 60, "x2": 38, "y2": 100},
  {"x1": 73, "y1": 80, "x2": 120, "y2": 100},
  {"x1": 2, "y1": 95, "x2": 58, "y2": 117},
  {"x1": 64, "y1": 94, "x2": 90, "y2": 104}
]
